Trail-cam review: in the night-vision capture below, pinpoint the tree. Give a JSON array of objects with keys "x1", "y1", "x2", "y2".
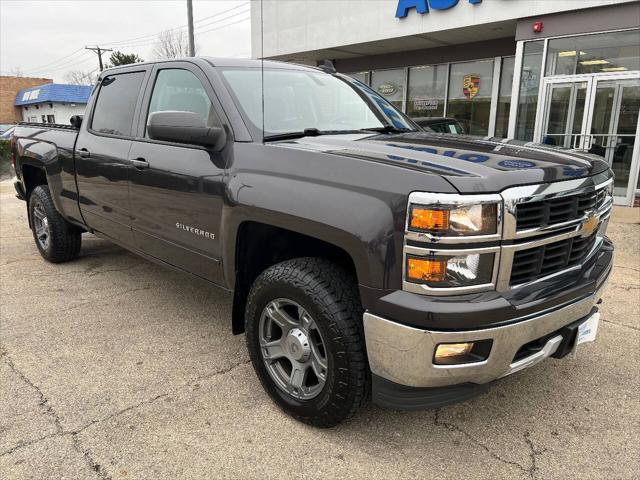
[
  {"x1": 153, "y1": 29, "x2": 195, "y2": 59},
  {"x1": 108, "y1": 51, "x2": 144, "y2": 67},
  {"x1": 65, "y1": 70, "x2": 97, "y2": 85}
]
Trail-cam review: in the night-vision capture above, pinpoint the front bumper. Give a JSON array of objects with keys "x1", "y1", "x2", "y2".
[{"x1": 364, "y1": 240, "x2": 612, "y2": 407}]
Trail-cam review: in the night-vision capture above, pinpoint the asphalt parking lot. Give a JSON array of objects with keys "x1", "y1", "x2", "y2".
[{"x1": 1, "y1": 179, "x2": 638, "y2": 480}]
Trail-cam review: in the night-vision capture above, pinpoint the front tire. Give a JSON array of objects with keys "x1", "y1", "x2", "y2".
[
  {"x1": 246, "y1": 258, "x2": 369, "y2": 427},
  {"x1": 28, "y1": 185, "x2": 82, "y2": 263}
]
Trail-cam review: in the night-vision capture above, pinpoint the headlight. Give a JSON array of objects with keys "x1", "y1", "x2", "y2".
[
  {"x1": 409, "y1": 203, "x2": 498, "y2": 236},
  {"x1": 406, "y1": 252, "x2": 495, "y2": 287}
]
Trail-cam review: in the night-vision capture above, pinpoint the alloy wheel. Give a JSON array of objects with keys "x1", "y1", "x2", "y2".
[
  {"x1": 258, "y1": 298, "x2": 328, "y2": 400},
  {"x1": 32, "y1": 200, "x2": 50, "y2": 251}
]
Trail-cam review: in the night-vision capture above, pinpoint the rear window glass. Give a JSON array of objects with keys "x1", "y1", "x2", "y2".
[{"x1": 91, "y1": 71, "x2": 145, "y2": 136}]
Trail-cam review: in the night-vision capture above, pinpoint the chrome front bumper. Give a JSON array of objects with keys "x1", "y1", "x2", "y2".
[{"x1": 363, "y1": 280, "x2": 608, "y2": 388}]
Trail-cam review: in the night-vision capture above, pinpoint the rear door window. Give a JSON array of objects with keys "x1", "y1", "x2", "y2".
[{"x1": 91, "y1": 71, "x2": 145, "y2": 136}]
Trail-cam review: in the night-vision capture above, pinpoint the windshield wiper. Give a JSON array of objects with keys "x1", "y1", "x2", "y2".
[
  {"x1": 359, "y1": 125, "x2": 413, "y2": 134},
  {"x1": 263, "y1": 128, "x2": 363, "y2": 142}
]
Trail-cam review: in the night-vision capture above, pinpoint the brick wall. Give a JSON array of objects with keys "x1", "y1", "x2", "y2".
[{"x1": 0, "y1": 76, "x2": 53, "y2": 124}]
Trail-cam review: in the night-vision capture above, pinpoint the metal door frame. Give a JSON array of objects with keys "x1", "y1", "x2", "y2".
[
  {"x1": 536, "y1": 72, "x2": 640, "y2": 205},
  {"x1": 538, "y1": 78, "x2": 592, "y2": 149}
]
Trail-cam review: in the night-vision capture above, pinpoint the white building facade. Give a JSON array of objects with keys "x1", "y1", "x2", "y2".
[
  {"x1": 251, "y1": 0, "x2": 640, "y2": 205},
  {"x1": 16, "y1": 83, "x2": 91, "y2": 126}
]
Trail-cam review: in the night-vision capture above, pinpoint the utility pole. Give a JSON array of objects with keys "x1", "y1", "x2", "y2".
[
  {"x1": 186, "y1": 0, "x2": 195, "y2": 57},
  {"x1": 85, "y1": 46, "x2": 113, "y2": 72}
]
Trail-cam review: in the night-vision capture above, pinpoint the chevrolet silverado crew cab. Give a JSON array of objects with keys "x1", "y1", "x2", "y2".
[{"x1": 11, "y1": 58, "x2": 613, "y2": 427}]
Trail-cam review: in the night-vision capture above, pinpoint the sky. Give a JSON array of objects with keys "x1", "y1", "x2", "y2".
[{"x1": 0, "y1": 0, "x2": 252, "y2": 82}]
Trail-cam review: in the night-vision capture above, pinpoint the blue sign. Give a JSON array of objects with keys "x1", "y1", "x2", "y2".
[{"x1": 396, "y1": 0, "x2": 482, "y2": 19}]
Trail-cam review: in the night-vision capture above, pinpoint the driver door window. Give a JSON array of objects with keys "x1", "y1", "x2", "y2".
[{"x1": 146, "y1": 68, "x2": 221, "y2": 136}]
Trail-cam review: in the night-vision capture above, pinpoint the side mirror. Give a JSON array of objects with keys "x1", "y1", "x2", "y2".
[
  {"x1": 147, "y1": 111, "x2": 226, "y2": 151},
  {"x1": 70, "y1": 115, "x2": 83, "y2": 129}
]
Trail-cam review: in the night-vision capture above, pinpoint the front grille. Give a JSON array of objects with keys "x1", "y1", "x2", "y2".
[
  {"x1": 516, "y1": 188, "x2": 607, "y2": 231},
  {"x1": 509, "y1": 232, "x2": 598, "y2": 286}
]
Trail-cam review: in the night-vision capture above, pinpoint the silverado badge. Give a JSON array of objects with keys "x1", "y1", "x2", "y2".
[{"x1": 463, "y1": 74, "x2": 480, "y2": 100}]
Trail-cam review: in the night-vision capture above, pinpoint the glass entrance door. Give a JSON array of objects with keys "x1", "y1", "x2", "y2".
[
  {"x1": 586, "y1": 77, "x2": 640, "y2": 203},
  {"x1": 538, "y1": 73, "x2": 640, "y2": 205},
  {"x1": 541, "y1": 81, "x2": 589, "y2": 149}
]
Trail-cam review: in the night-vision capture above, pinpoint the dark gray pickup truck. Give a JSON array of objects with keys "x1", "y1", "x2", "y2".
[{"x1": 11, "y1": 58, "x2": 613, "y2": 427}]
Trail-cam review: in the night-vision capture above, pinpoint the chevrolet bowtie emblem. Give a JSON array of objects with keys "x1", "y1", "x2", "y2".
[{"x1": 580, "y1": 213, "x2": 598, "y2": 237}]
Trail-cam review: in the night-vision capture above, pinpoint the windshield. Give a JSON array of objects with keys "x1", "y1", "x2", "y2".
[{"x1": 220, "y1": 67, "x2": 415, "y2": 138}]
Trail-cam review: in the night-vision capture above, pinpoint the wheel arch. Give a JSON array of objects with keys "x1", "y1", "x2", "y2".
[
  {"x1": 22, "y1": 164, "x2": 48, "y2": 229},
  {"x1": 230, "y1": 221, "x2": 361, "y2": 335}
]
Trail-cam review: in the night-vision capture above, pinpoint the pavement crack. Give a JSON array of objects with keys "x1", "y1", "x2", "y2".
[
  {"x1": 71, "y1": 433, "x2": 112, "y2": 480},
  {"x1": 613, "y1": 265, "x2": 640, "y2": 274},
  {"x1": 602, "y1": 318, "x2": 640, "y2": 332},
  {"x1": 85, "y1": 262, "x2": 147, "y2": 277},
  {"x1": 524, "y1": 431, "x2": 547, "y2": 479},
  {"x1": 607, "y1": 282, "x2": 640, "y2": 291},
  {"x1": 0, "y1": 348, "x2": 64, "y2": 435},
  {"x1": 71, "y1": 393, "x2": 169, "y2": 435},
  {"x1": 190, "y1": 358, "x2": 251, "y2": 384},
  {"x1": 433, "y1": 408, "x2": 530, "y2": 477},
  {"x1": 0, "y1": 432, "x2": 62, "y2": 458},
  {"x1": 56, "y1": 286, "x2": 155, "y2": 313}
]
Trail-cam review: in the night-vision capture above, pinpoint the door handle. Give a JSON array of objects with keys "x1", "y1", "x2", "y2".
[
  {"x1": 130, "y1": 158, "x2": 149, "y2": 169},
  {"x1": 77, "y1": 148, "x2": 90, "y2": 158}
]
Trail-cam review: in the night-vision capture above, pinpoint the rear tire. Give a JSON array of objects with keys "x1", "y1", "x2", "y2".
[
  {"x1": 245, "y1": 258, "x2": 369, "y2": 427},
  {"x1": 28, "y1": 185, "x2": 82, "y2": 263}
]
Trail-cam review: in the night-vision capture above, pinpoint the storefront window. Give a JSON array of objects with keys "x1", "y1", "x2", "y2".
[
  {"x1": 447, "y1": 60, "x2": 494, "y2": 136},
  {"x1": 495, "y1": 57, "x2": 514, "y2": 138},
  {"x1": 371, "y1": 69, "x2": 405, "y2": 111},
  {"x1": 406, "y1": 64, "x2": 447, "y2": 118},
  {"x1": 546, "y1": 29, "x2": 640, "y2": 76},
  {"x1": 349, "y1": 72, "x2": 369, "y2": 85},
  {"x1": 515, "y1": 41, "x2": 544, "y2": 141}
]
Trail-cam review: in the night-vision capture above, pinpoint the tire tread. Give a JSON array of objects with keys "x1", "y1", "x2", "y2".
[
  {"x1": 246, "y1": 257, "x2": 369, "y2": 427},
  {"x1": 29, "y1": 185, "x2": 81, "y2": 263}
]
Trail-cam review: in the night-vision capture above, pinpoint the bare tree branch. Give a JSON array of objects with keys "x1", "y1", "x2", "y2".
[
  {"x1": 152, "y1": 29, "x2": 196, "y2": 59},
  {"x1": 65, "y1": 70, "x2": 97, "y2": 85}
]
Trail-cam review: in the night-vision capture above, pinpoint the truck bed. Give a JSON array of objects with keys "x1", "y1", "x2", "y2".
[{"x1": 13, "y1": 124, "x2": 83, "y2": 225}]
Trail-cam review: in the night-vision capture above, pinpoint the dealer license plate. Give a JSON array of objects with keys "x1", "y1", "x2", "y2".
[{"x1": 576, "y1": 312, "x2": 600, "y2": 346}]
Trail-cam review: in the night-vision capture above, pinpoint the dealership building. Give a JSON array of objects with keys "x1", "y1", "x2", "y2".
[
  {"x1": 15, "y1": 83, "x2": 91, "y2": 126},
  {"x1": 251, "y1": 0, "x2": 640, "y2": 205}
]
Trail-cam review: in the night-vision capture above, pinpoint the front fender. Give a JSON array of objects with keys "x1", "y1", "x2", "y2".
[{"x1": 222, "y1": 143, "x2": 457, "y2": 290}]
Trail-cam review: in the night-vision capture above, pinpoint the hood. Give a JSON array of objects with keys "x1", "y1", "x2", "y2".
[{"x1": 272, "y1": 132, "x2": 611, "y2": 193}]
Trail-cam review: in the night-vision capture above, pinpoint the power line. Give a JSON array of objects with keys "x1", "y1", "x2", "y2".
[
  {"x1": 23, "y1": 51, "x2": 96, "y2": 76},
  {"x1": 20, "y1": 48, "x2": 87, "y2": 75},
  {"x1": 195, "y1": 15, "x2": 250, "y2": 38},
  {"x1": 100, "y1": 2, "x2": 248, "y2": 48},
  {"x1": 16, "y1": 2, "x2": 250, "y2": 77},
  {"x1": 108, "y1": 8, "x2": 250, "y2": 50},
  {"x1": 45, "y1": 53, "x2": 97, "y2": 73}
]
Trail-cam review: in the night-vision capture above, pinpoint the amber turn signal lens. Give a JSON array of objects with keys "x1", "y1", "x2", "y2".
[
  {"x1": 410, "y1": 207, "x2": 449, "y2": 232},
  {"x1": 406, "y1": 257, "x2": 446, "y2": 282}
]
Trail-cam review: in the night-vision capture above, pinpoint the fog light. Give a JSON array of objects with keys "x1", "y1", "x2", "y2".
[
  {"x1": 435, "y1": 343, "x2": 474, "y2": 360},
  {"x1": 434, "y1": 339, "x2": 493, "y2": 366}
]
